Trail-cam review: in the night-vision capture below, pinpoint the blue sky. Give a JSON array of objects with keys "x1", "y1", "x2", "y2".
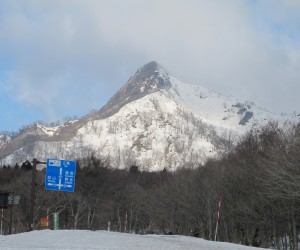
[{"x1": 0, "y1": 0, "x2": 299, "y2": 132}]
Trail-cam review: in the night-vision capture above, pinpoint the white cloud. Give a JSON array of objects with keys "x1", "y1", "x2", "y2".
[{"x1": 0, "y1": 0, "x2": 299, "y2": 127}]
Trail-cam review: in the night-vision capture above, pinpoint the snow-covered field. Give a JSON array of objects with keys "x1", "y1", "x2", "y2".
[{"x1": 0, "y1": 230, "x2": 265, "y2": 250}]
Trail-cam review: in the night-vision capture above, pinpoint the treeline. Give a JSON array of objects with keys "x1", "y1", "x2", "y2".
[{"x1": 0, "y1": 121, "x2": 300, "y2": 249}]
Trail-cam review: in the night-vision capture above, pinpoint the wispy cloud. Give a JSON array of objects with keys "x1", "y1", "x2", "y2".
[{"x1": 0, "y1": 0, "x2": 299, "y2": 130}]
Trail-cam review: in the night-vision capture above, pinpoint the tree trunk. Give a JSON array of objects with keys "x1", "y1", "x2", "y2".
[
  {"x1": 117, "y1": 208, "x2": 121, "y2": 232},
  {"x1": 129, "y1": 203, "x2": 133, "y2": 233},
  {"x1": 87, "y1": 206, "x2": 95, "y2": 230},
  {"x1": 292, "y1": 214, "x2": 298, "y2": 250}
]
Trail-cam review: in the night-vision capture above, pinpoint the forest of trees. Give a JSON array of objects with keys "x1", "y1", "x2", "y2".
[{"x1": 0, "y1": 121, "x2": 300, "y2": 250}]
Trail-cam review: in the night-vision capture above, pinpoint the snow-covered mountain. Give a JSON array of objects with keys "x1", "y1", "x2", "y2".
[{"x1": 0, "y1": 62, "x2": 296, "y2": 171}]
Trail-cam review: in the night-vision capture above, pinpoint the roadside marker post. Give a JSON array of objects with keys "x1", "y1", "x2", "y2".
[{"x1": 214, "y1": 195, "x2": 223, "y2": 241}]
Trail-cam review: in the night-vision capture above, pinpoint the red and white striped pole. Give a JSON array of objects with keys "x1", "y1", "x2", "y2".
[{"x1": 214, "y1": 195, "x2": 223, "y2": 241}]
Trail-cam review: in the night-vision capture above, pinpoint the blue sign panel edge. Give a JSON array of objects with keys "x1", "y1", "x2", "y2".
[{"x1": 45, "y1": 159, "x2": 76, "y2": 192}]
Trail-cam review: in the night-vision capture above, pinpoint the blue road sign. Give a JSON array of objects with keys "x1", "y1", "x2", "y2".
[{"x1": 45, "y1": 159, "x2": 76, "y2": 192}]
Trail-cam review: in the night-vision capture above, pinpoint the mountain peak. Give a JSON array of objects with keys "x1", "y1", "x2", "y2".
[
  {"x1": 99, "y1": 61, "x2": 171, "y2": 118},
  {"x1": 137, "y1": 61, "x2": 168, "y2": 77},
  {"x1": 130, "y1": 61, "x2": 170, "y2": 89}
]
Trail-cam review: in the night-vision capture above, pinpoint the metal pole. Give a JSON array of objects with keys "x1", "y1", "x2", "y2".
[
  {"x1": 0, "y1": 206, "x2": 3, "y2": 235},
  {"x1": 29, "y1": 158, "x2": 37, "y2": 231},
  {"x1": 214, "y1": 195, "x2": 223, "y2": 241},
  {"x1": 9, "y1": 204, "x2": 13, "y2": 234},
  {"x1": 8, "y1": 192, "x2": 14, "y2": 235}
]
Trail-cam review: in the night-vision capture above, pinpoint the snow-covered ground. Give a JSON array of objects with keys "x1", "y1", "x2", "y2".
[{"x1": 0, "y1": 230, "x2": 265, "y2": 250}]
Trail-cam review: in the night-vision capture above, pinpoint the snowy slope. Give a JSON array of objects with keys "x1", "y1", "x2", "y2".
[
  {"x1": 36, "y1": 124, "x2": 62, "y2": 137},
  {"x1": 2, "y1": 91, "x2": 221, "y2": 171},
  {"x1": 168, "y1": 76, "x2": 283, "y2": 134},
  {"x1": 0, "y1": 133, "x2": 11, "y2": 147},
  {"x1": 68, "y1": 91, "x2": 220, "y2": 171},
  {"x1": 0, "y1": 230, "x2": 266, "y2": 250}
]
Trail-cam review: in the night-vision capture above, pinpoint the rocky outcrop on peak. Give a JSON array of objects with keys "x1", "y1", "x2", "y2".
[{"x1": 98, "y1": 61, "x2": 171, "y2": 118}]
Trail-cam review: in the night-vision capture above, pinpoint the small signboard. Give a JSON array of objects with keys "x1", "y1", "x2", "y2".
[
  {"x1": 8, "y1": 195, "x2": 21, "y2": 205},
  {"x1": 45, "y1": 159, "x2": 76, "y2": 192},
  {"x1": 0, "y1": 191, "x2": 10, "y2": 208},
  {"x1": 40, "y1": 217, "x2": 49, "y2": 227}
]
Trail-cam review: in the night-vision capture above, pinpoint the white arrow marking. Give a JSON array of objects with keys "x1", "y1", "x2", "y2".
[{"x1": 58, "y1": 167, "x2": 63, "y2": 189}]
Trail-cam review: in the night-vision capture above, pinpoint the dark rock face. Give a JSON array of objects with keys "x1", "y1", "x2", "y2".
[
  {"x1": 239, "y1": 111, "x2": 254, "y2": 125},
  {"x1": 98, "y1": 61, "x2": 171, "y2": 118},
  {"x1": 232, "y1": 102, "x2": 254, "y2": 126}
]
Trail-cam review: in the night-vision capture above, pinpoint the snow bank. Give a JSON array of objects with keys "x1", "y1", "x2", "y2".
[{"x1": 0, "y1": 230, "x2": 265, "y2": 250}]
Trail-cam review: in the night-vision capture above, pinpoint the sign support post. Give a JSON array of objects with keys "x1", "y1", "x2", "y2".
[
  {"x1": 9, "y1": 202, "x2": 13, "y2": 234},
  {"x1": 28, "y1": 159, "x2": 46, "y2": 232},
  {"x1": 0, "y1": 207, "x2": 3, "y2": 235},
  {"x1": 28, "y1": 159, "x2": 37, "y2": 232}
]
